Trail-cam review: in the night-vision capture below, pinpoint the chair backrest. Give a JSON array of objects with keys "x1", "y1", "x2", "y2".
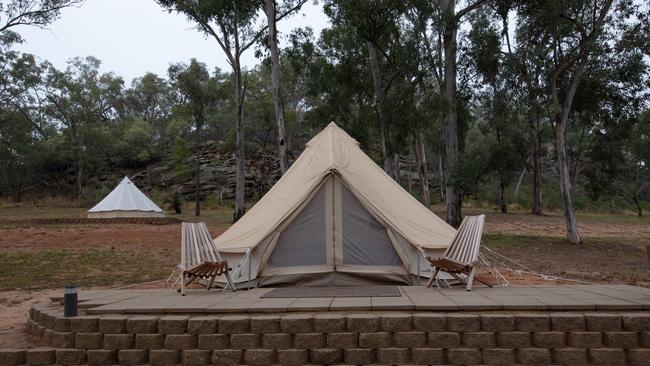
[
  {"x1": 181, "y1": 222, "x2": 223, "y2": 269},
  {"x1": 443, "y1": 214, "x2": 485, "y2": 266}
]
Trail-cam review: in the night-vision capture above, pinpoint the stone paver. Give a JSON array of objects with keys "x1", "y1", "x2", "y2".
[{"x1": 82, "y1": 285, "x2": 650, "y2": 315}]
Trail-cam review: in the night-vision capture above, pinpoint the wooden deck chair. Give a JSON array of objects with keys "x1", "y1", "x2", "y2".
[
  {"x1": 426, "y1": 214, "x2": 492, "y2": 291},
  {"x1": 176, "y1": 222, "x2": 236, "y2": 295}
]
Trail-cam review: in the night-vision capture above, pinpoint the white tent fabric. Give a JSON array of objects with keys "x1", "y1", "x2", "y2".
[
  {"x1": 87, "y1": 177, "x2": 164, "y2": 218},
  {"x1": 214, "y1": 122, "x2": 456, "y2": 286}
]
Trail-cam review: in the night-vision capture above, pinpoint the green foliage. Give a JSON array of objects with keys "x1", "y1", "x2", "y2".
[{"x1": 171, "y1": 136, "x2": 192, "y2": 182}]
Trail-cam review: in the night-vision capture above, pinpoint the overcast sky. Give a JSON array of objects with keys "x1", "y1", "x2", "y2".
[{"x1": 13, "y1": 0, "x2": 330, "y2": 83}]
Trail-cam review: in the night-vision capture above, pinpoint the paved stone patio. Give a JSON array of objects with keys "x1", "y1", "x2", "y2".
[{"x1": 50, "y1": 285, "x2": 650, "y2": 314}]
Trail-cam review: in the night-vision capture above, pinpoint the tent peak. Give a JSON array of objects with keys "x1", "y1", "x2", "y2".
[{"x1": 326, "y1": 121, "x2": 338, "y2": 127}]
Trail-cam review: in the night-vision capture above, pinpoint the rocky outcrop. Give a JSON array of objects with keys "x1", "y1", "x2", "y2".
[{"x1": 130, "y1": 142, "x2": 283, "y2": 202}]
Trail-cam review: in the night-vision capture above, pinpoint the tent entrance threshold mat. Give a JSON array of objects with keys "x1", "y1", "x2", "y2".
[{"x1": 261, "y1": 286, "x2": 401, "y2": 298}]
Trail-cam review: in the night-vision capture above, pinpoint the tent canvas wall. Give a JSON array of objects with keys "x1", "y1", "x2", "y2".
[
  {"x1": 214, "y1": 122, "x2": 456, "y2": 286},
  {"x1": 87, "y1": 177, "x2": 164, "y2": 218}
]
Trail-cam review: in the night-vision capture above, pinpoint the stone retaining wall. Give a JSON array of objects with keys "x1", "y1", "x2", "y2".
[{"x1": 2, "y1": 302, "x2": 649, "y2": 365}]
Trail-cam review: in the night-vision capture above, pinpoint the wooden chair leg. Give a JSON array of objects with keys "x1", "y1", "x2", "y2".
[
  {"x1": 426, "y1": 268, "x2": 440, "y2": 288},
  {"x1": 466, "y1": 266, "x2": 476, "y2": 291},
  {"x1": 206, "y1": 275, "x2": 216, "y2": 290},
  {"x1": 179, "y1": 274, "x2": 195, "y2": 296}
]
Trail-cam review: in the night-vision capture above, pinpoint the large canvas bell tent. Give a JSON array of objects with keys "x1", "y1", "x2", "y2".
[
  {"x1": 87, "y1": 177, "x2": 164, "y2": 218},
  {"x1": 214, "y1": 122, "x2": 456, "y2": 286}
]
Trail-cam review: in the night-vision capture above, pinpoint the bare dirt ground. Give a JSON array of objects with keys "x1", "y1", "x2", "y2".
[{"x1": 0, "y1": 205, "x2": 648, "y2": 347}]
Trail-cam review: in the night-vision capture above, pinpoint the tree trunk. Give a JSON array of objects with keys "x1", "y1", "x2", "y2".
[
  {"x1": 499, "y1": 181, "x2": 508, "y2": 213},
  {"x1": 440, "y1": 0, "x2": 461, "y2": 227},
  {"x1": 195, "y1": 122, "x2": 201, "y2": 216},
  {"x1": 366, "y1": 41, "x2": 393, "y2": 178},
  {"x1": 513, "y1": 166, "x2": 527, "y2": 200},
  {"x1": 633, "y1": 191, "x2": 643, "y2": 218},
  {"x1": 264, "y1": 0, "x2": 289, "y2": 175},
  {"x1": 414, "y1": 129, "x2": 431, "y2": 207},
  {"x1": 554, "y1": 120, "x2": 581, "y2": 243},
  {"x1": 233, "y1": 60, "x2": 246, "y2": 222},
  {"x1": 438, "y1": 155, "x2": 445, "y2": 202},
  {"x1": 530, "y1": 112, "x2": 543, "y2": 215},
  {"x1": 550, "y1": 57, "x2": 585, "y2": 244}
]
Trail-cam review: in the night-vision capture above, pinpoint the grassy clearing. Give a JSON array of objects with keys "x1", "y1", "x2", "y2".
[
  {"x1": 483, "y1": 233, "x2": 649, "y2": 285},
  {"x1": 0, "y1": 248, "x2": 174, "y2": 291}
]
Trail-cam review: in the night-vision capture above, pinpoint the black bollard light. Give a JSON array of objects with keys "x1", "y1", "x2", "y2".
[{"x1": 64, "y1": 285, "x2": 78, "y2": 317}]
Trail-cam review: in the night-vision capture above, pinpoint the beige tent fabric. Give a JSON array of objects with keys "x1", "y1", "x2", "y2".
[{"x1": 214, "y1": 122, "x2": 455, "y2": 254}]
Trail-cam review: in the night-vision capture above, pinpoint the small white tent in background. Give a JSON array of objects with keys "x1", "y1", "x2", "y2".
[{"x1": 86, "y1": 177, "x2": 164, "y2": 218}]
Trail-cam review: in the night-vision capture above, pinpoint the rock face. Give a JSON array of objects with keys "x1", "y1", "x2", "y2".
[{"x1": 130, "y1": 141, "x2": 284, "y2": 202}]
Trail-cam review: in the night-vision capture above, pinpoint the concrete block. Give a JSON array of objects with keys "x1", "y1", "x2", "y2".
[
  {"x1": 75, "y1": 333, "x2": 102, "y2": 349},
  {"x1": 164, "y1": 334, "x2": 197, "y2": 350},
  {"x1": 187, "y1": 316, "x2": 218, "y2": 334},
  {"x1": 158, "y1": 316, "x2": 188, "y2": 334},
  {"x1": 86, "y1": 349, "x2": 116, "y2": 366},
  {"x1": 197, "y1": 334, "x2": 229, "y2": 350},
  {"x1": 567, "y1": 332, "x2": 603, "y2": 348},
  {"x1": 358, "y1": 332, "x2": 391, "y2": 348},
  {"x1": 482, "y1": 348, "x2": 516, "y2": 365},
  {"x1": 313, "y1": 314, "x2": 346, "y2": 333},
  {"x1": 103, "y1": 334, "x2": 134, "y2": 350},
  {"x1": 428, "y1": 332, "x2": 461, "y2": 348},
  {"x1": 516, "y1": 314, "x2": 550, "y2": 331},
  {"x1": 70, "y1": 316, "x2": 99, "y2": 333},
  {"x1": 347, "y1": 314, "x2": 380, "y2": 332},
  {"x1": 462, "y1": 331, "x2": 496, "y2": 348},
  {"x1": 281, "y1": 314, "x2": 313, "y2": 333},
  {"x1": 219, "y1": 316, "x2": 250, "y2": 333},
  {"x1": 532, "y1": 331, "x2": 566, "y2": 348},
  {"x1": 446, "y1": 348, "x2": 482, "y2": 365},
  {"x1": 181, "y1": 349, "x2": 211, "y2": 366},
  {"x1": 344, "y1": 348, "x2": 375, "y2": 365},
  {"x1": 243, "y1": 349, "x2": 275, "y2": 366},
  {"x1": 518, "y1": 348, "x2": 552, "y2": 365},
  {"x1": 446, "y1": 314, "x2": 480, "y2": 332},
  {"x1": 250, "y1": 315, "x2": 281, "y2": 334},
  {"x1": 586, "y1": 314, "x2": 622, "y2": 331},
  {"x1": 497, "y1": 331, "x2": 531, "y2": 348},
  {"x1": 230, "y1": 333, "x2": 260, "y2": 349},
  {"x1": 293, "y1": 333, "x2": 325, "y2": 349},
  {"x1": 413, "y1": 313, "x2": 446, "y2": 332},
  {"x1": 393, "y1": 331, "x2": 426, "y2": 348},
  {"x1": 310, "y1": 348, "x2": 343, "y2": 365},
  {"x1": 380, "y1": 314, "x2": 412, "y2": 331},
  {"x1": 589, "y1": 348, "x2": 626, "y2": 366},
  {"x1": 376, "y1": 348, "x2": 409, "y2": 365},
  {"x1": 126, "y1": 316, "x2": 158, "y2": 334},
  {"x1": 99, "y1": 316, "x2": 128, "y2": 334},
  {"x1": 117, "y1": 349, "x2": 147, "y2": 365},
  {"x1": 261, "y1": 333, "x2": 293, "y2": 349},
  {"x1": 410, "y1": 348, "x2": 444, "y2": 365},
  {"x1": 553, "y1": 348, "x2": 589, "y2": 366},
  {"x1": 276, "y1": 349, "x2": 309, "y2": 366},
  {"x1": 135, "y1": 333, "x2": 164, "y2": 349},
  {"x1": 149, "y1": 349, "x2": 179, "y2": 366},
  {"x1": 212, "y1": 349, "x2": 242, "y2": 366},
  {"x1": 481, "y1": 314, "x2": 515, "y2": 332},
  {"x1": 327, "y1": 332, "x2": 358, "y2": 348},
  {"x1": 26, "y1": 348, "x2": 55, "y2": 366}
]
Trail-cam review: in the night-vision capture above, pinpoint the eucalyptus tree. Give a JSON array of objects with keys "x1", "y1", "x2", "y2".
[
  {"x1": 324, "y1": 0, "x2": 408, "y2": 180},
  {"x1": 168, "y1": 59, "x2": 221, "y2": 216},
  {"x1": 438, "y1": 0, "x2": 490, "y2": 227},
  {"x1": 0, "y1": 0, "x2": 84, "y2": 33},
  {"x1": 515, "y1": 0, "x2": 638, "y2": 244},
  {"x1": 263, "y1": 0, "x2": 307, "y2": 174},
  {"x1": 157, "y1": 0, "x2": 306, "y2": 220},
  {"x1": 44, "y1": 57, "x2": 124, "y2": 195},
  {"x1": 125, "y1": 72, "x2": 173, "y2": 144}
]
